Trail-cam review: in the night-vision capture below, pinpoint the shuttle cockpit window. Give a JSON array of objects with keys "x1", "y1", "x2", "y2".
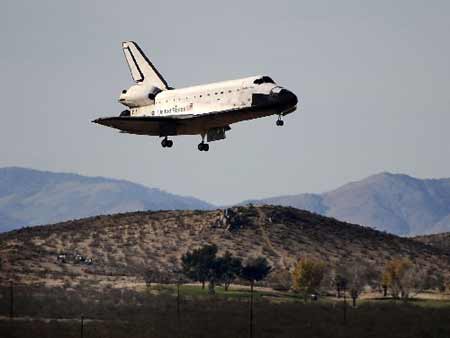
[{"x1": 253, "y1": 76, "x2": 275, "y2": 85}]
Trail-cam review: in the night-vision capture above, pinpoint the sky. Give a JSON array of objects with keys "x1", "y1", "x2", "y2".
[{"x1": 1, "y1": 0, "x2": 449, "y2": 205}]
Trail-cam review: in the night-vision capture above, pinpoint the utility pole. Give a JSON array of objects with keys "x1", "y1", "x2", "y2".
[
  {"x1": 176, "y1": 281, "x2": 181, "y2": 338},
  {"x1": 9, "y1": 281, "x2": 14, "y2": 319},
  {"x1": 172, "y1": 269, "x2": 183, "y2": 338},
  {"x1": 249, "y1": 281, "x2": 254, "y2": 338}
]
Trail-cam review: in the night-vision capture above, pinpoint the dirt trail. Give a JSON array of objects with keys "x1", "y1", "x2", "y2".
[{"x1": 255, "y1": 208, "x2": 287, "y2": 269}]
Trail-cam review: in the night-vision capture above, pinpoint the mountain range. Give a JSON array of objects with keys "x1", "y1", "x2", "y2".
[
  {"x1": 243, "y1": 173, "x2": 450, "y2": 236},
  {"x1": 1, "y1": 167, "x2": 450, "y2": 236},
  {"x1": 0, "y1": 167, "x2": 212, "y2": 232}
]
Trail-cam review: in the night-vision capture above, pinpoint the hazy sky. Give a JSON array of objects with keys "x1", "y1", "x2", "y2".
[{"x1": 1, "y1": 0, "x2": 449, "y2": 205}]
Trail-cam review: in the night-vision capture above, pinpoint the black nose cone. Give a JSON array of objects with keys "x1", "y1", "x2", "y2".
[{"x1": 278, "y1": 89, "x2": 298, "y2": 107}]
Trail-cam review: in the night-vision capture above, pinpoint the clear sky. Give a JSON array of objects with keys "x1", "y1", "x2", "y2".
[{"x1": 1, "y1": 0, "x2": 449, "y2": 205}]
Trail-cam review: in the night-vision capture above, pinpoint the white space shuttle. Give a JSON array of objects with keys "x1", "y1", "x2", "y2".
[{"x1": 93, "y1": 41, "x2": 298, "y2": 151}]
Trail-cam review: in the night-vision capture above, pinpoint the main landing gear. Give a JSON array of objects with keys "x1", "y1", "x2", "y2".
[
  {"x1": 198, "y1": 142, "x2": 209, "y2": 151},
  {"x1": 276, "y1": 115, "x2": 284, "y2": 126},
  {"x1": 161, "y1": 137, "x2": 173, "y2": 148},
  {"x1": 198, "y1": 134, "x2": 209, "y2": 152}
]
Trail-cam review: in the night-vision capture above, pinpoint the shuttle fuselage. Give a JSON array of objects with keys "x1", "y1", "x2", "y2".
[{"x1": 93, "y1": 41, "x2": 298, "y2": 151}]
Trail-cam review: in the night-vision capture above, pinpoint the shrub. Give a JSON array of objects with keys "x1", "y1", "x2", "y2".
[{"x1": 292, "y1": 257, "x2": 326, "y2": 300}]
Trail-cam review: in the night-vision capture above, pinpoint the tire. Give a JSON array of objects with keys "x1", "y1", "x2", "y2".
[
  {"x1": 204, "y1": 144, "x2": 209, "y2": 151},
  {"x1": 198, "y1": 143, "x2": 204, "y2": 151},
  {"x1": 167, "y1": 140, "x2": 173, "y2": 148}
]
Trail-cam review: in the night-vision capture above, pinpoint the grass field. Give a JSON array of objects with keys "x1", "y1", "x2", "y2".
[{"x1": 0, "y1": 283, "x2": 449, "y2": 338}]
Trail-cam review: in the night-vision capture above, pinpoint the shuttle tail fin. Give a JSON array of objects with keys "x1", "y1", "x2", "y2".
[{"x1": 122, "y1": 41, "x2": 170, "y2": 90}]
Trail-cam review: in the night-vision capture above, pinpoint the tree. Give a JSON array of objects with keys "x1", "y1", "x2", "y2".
[
  {"x1": 382, "y1": 257, "x2": 421, "y2": 299},
  {"x1": 347, "y1": 261, "x2": 369, "y2": 307},
  {"x1": 181, "y1": 245, "x2": 243, "y2": 294},
  {"x1": 291, "y1": 257, "x2": 326, "y2": 301},
  {"x1": 207, "y1": 251, "x2": 242, "y2": 294},
  {"x1": 181, "y1": 244, "x2": 218, "y2": 289},
  {"x1": 207, "y1": 255, "x2": 227, "y2": 294},
  {"x1": 423, "y1": 270, "x2": 446, "y2": 292},
  {"x1": 220, "y1": 251, "x2": 242, "y2": 291},
  {"x1": 381, "y1": 270, "x2": 390, "y2": 297},
  {"x1": 400, "y1": 266, "x2": 425, "y2": 299},
  {"x1": 144, "y1": 269, "x2": 170, "y2": 287},
  {"x1": 332, "y1": 266, "x2": 349, "y2": 299},
  {"x1": 435, "y1": 273, "x2": 446, "y2": 293},
  {"x1": 269, "y1": 269, "x2": 292, "y2": 291},
  {"x1": 240, "y1": 256, "x2": 272, "y2": 288}
]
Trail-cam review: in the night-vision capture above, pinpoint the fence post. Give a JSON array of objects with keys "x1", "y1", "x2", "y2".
[
  {"x1": 9, "y1": 281, "x2": 14, "y2": 319},
  {"x1": 343, "y1": 288, "x2": 347, "y2": 325},
  {"x1": 80, "y1": 316, "x2": 84, "y2": 338},
  {"x1": 176, "y1": 282, "x2": 181, "y2": 338},
  {"x1": 177, "y1": 282, "x2": 180, "y2": 320}
]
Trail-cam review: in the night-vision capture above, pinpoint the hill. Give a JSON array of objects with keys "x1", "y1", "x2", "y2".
[
  {"x1": 0, "y1": 167, "x2": 213, "y2": 232},
  {"x1": 0, "y1": 205, "x2": 448, "y2": 288},
  {"x1": 242, "y1": 173, "x2": 450, "y2": 236},
  {"x1": 413, "y1": 232, "x2": 450, "y2": 254}
]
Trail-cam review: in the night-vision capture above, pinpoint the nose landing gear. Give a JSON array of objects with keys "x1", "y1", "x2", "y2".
[
  {"x1": 161, "y1": 137, "x2": 173, "y2": 148},
  {"x1": 276, "y1": 115, "x2": 284, "y2": 126}
]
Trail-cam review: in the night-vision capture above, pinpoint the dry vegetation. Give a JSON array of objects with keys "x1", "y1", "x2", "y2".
[
  {"x1": 0, "y1": 205, "x2": 449, "y2": 289},
  {"x1": 1, "y1": 205, "x2": 449, "y2": 337},
  {"x1": 413, "y1": 232, "x2": 450, "y2": 254}
]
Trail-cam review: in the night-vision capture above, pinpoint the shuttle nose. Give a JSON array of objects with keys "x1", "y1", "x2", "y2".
[
  {"x1": 252, "y1": 88, "x2": 298, "y2": 109},
  {"x1": 278, "y1": 89, "x2": 298, "y2": 107}
]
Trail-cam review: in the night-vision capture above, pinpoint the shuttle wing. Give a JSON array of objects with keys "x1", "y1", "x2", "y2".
[
  {"x1": 93, "y1": 115, "x2": 188, "y2": 136},
  {"x1": 93, "y1": 105, "x2": 263, "y2": 137}
]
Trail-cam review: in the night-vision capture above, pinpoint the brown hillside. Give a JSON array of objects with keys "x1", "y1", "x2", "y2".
[
  {"x1": 0, "y1": 206, "x2": 448, "y2": 288},
  {"x1": 413, "y1": 232, "x2": 450, "y2": 254}
]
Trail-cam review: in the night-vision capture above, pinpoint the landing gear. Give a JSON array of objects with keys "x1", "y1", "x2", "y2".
[
  {"x1": 276, "y1": 116, "x2": 284, "y2": 126},
  {"x1": 198, "y1": 142, "x2": 209, "y2": 152},
  {"x1": 161, "y1": 137, "x2": 173, "y2": 148},
  {"x1": 198, "y1": 133, "x2": 209, "y2": 151}
]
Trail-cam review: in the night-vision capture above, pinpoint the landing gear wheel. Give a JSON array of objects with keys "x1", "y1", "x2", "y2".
[
  {"x1": 161, "y1": 138, "x2": 173, "y2": 148},
  {"x1": 198, "y1": 143, "x2": 209, "y2": 151},
  {"x1": 276, "y1": 119, "x2": 284, "y2": 126}
]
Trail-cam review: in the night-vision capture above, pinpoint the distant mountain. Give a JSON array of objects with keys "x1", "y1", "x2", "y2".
[
  {"x1": 0, "y1": 167, "x2": 214, "y2": 232},
  {"x1": 242, "y1": 173, "x2": 450, "y2": 236},
  {"x1": 3, "y1": 168, "x2": 450, "y2": 236}
]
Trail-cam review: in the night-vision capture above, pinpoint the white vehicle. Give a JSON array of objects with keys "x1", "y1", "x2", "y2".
[{"x1": 93, "y1": 41, "x2": 298, "y2": 151}]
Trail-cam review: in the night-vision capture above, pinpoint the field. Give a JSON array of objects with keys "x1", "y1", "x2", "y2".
[
  {"x1": 1, "y1": 206, "x2": 449, "y2": 337},
  {"x1": 1, "y1": 283, "x2": 449, "y2": 338}
]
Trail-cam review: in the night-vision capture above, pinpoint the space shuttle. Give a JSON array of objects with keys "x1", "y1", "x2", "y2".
[{"x1": 93, "y1": 41, "x2": 298, "y2": 151}]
